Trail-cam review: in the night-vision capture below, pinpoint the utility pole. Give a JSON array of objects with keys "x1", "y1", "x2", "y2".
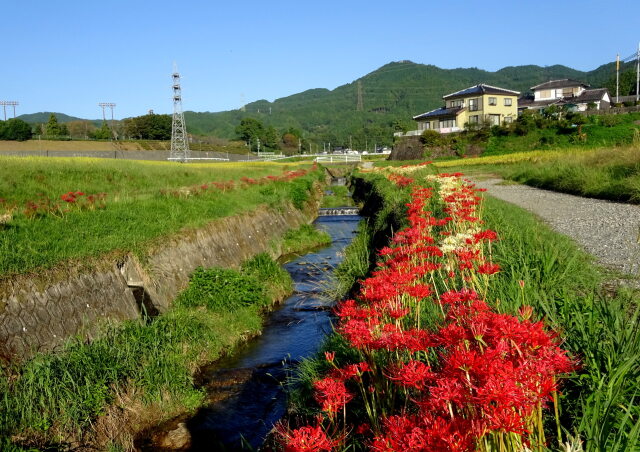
[
  {"x1": 616, "y1": 54, "x2": 620, "y2": 104},
  {"x1": 298, "y1": 137, "x2": 301, "y2": 154},
  {"x1": 349, "y1": 135, "x2": 352, "y2": 151},
  {"x1": 257, "y1": 137, "x2": 260, "y2": 157}
]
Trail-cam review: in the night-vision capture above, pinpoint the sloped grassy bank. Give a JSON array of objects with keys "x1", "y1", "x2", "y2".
[
  {"x1": 0, "y1": 223, "x2": 330, "y2": 450},
  {"x1": 281, "y1": 165, "x2": 639, "y2": 451},
  {"x1": 434, "y1": 146, "x2": 640, "y2": 204}
]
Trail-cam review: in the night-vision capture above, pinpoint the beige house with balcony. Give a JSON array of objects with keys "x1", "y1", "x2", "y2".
[{"x1": 396, "y1": 84, "x2": 520, "y2": 137}]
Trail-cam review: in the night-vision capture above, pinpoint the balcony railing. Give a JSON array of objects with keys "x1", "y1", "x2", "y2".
[{"x1": 394, "y1": 127, "x2": 461, "y2": 137}]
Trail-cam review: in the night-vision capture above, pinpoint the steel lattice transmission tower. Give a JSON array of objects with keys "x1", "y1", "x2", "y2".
[{"x1": 170, "y1": 66, "x2": 190, "y2": 162}]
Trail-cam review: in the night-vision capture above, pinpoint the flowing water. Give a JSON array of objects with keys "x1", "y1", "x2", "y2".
[{"x1": 140, "y1": 212, "x2": 360, "y2": 451}]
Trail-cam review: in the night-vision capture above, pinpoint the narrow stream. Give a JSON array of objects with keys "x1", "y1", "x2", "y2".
[{"x1": 141, "y1": 212, "x2": 360, "y2": 451}]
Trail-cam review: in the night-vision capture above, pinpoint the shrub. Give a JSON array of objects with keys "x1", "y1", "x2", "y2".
[
  {"x1": 600, "y1": 114, "x2": 623, "y2": 127},
  {"x1": 419, "y1": 129, "x2": 443, "y2": 146},
  {"x1": 175, "y1": 266, "x2": 268, "y2": 311}
]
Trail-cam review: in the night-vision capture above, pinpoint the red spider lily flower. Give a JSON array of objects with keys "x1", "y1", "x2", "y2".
[
  {"x1": 476, "y1": 262, "x2": 501, "y2": 275},
  {"x1": 355, "y1": 423, "x2": 371, "y2": 435},
  {"x1": 387, "y1": 360, "x2": 435, "y2": 390},
  {"x1": 275, "y1": 422, "x2": 336, "y2": 452},
  {"x1": 313, "y1": 376, "x2": 354, "y2": 415},
  {"x1": 472, "y1": 229, "x2": 498, "y2": 243},
  {"x1": 325, "y1": 351, "x2": 335, "y2": 363},
  {"x1": 339, "y1": 362, "x2": 371, "y2": 379}
]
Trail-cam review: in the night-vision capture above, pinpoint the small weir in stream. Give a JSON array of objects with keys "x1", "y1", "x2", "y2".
[{"x1": 138, "y1": 208, "x2": 360, "y2": 451}]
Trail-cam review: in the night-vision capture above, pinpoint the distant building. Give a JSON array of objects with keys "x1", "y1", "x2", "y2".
[
  {"x1": 518, "y1": 79, "x2": 611, "y2": 112},
  {"x1": 396, "y1": 84, "x2": 520, "y2": 137}
]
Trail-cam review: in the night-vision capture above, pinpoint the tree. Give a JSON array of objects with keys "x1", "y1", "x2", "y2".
[
  {"x1": 66, "y1": 120, "x2": 96, "y2": 139},
  {"x1": 606, "y1": 68, "x2": 638, "y2": 98},
  {"x1": 123, "y1": 113, "x2": 171, "y2": 140},
  {"x1": 282, "y1": 132, "x2": 298, "y2": 147},
  {"x1": 90, "y1": 122, "x2": 112, "y2": 140},
  {"x1": 262, "y1": 125, "x2": 279, "y2": 150},
  {"x1": 45, "y1": 113, "x2": 63, "y2": 137},
  {"x1": 0, "y1": 118, "x2": 33, "y2": 141},
  {"x1": 235, "y1": 117, "x2": 264, "y2": 143}
]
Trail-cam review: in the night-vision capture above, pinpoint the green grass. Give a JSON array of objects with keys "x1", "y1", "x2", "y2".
[
  {"x1": 501, "y1": 146, "x2": 640, "y2": 203},
  {"x1": 435, "y1": 145, "x2": 640, "y2": 204},
  {"x1": 0, "y1": 253, "x2": 293, "y2": 450},
  {"x1": 0, "y1": 158, "x2": 322, "y2": 278},
  {"x1": 0, "y1": 157, "x2": 305, "y2": 203},
  {"x1": 483, "y1": 113, "x2": 640, "y2": 156},
  {"x1": 481, "y1": 197, "x2": 640, "y2": 451},
  {"x1": 320, "y1": 185, "x2": 353, "y2": 208},
  {"x1": 280, "y1": 224, "x2": 331, "y2": 256}
]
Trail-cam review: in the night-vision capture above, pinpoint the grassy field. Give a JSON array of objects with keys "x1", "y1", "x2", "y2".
[
  {"x1": 287, "y1": 165, "x2": 640, "y2": 451},
  {"x1": 0, "y1": 158, "x2": 322, "y2": 278},
  {"x1": 435, "y1": 146, "x2": 640, "y2": 204}
]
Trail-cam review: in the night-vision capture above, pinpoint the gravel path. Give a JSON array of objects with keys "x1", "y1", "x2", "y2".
[{"x1": 474, "y1": 179, "x2": 640, "y2": 276}]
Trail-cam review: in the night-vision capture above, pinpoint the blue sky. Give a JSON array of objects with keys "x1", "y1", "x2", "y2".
[{"x1": 3, "y1": 0, "x2": 639, "y2": 119}]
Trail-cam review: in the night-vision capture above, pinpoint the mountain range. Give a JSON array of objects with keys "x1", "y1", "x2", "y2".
[{"x1": 16, "y1": 59, "x2": 626, "y2": 147}]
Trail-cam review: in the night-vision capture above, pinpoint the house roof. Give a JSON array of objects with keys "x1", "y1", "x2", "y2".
[
  {"x1": 531, "y1": 79, "x2": 590, "y2": 91},
  {"x1": 573, "y1": 88, "x2": 609, "y2": 103},
  {"x1": 413, "y1": 107, "x2": 464, "y2": 120},
  {"x1": 442, "y1": 84, "x2": 520, "y2": 100},
  {"x1": 517, "y1": 97, "x2": 562, "y2": 109},
  {"x1": 518, "y1": 88, "x2": 610, "y2": 109}
]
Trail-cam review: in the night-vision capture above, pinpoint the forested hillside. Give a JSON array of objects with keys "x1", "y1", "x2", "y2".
[
  {"x1": 15, "y1": 59, "x2": 628, "y2": 149},
  {"x1": 184, "y1": 60, "x2": 623, "y2": 148}
]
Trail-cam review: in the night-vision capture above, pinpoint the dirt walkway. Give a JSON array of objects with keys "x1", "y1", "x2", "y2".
[{"x1": 475, "y1": 179, "x2": 640, "y2": 277}]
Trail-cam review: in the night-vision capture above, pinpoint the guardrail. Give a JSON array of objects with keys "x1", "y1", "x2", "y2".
[{"x1": 314, "y1": 154, "x2": 362, "y2": 163}]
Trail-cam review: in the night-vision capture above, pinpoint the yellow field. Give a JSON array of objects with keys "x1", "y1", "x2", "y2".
[{"x1": 433, "y1": 150, "x2": 567, "y2": 168}]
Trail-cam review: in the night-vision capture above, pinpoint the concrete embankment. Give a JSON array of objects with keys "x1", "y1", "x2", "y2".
[{"x1": 0, "y1": 197, "x2": 319, "y2": 362}]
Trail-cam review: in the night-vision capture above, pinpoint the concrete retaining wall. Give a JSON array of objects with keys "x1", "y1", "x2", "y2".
[{"x1": 0, "y1": 199, "x2": 318, "y2": 362}]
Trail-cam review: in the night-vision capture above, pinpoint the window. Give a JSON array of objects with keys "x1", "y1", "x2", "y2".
[
  {"x1": 488, "y1": 114, "x2": 500, "y2": 126},
  {"x1": 450, "y1": 99, "x2": 464, "y2": 108},
  {"x1": 420, "y1": 121, "x2": 431, "y2": 130},
  {"x1": 488, "y1": 97, "x2": 497, "y2": 106},
  {"x1": 468, "y1": 98, "x2": 478, "y2": 111},
  {"x1": 439, "y1": 119, "x2": 457, "y2": 129},
  {"x1": 504, "y1": 98, "x2": 512, "y2": 106},
  {"x1": 504, "y1": 116, "x2": 513, "y2": 124},
  {"x1": 468, "y1": 115, "x2": 479, "y2": 124},
  {"x1": 540, "y1": 90, "x2": 552, "y2": 99}
]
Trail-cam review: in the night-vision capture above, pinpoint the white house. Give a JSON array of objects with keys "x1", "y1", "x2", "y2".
[{"x1": 518, "y1": 79, "x2": 611, "y2": 112}]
